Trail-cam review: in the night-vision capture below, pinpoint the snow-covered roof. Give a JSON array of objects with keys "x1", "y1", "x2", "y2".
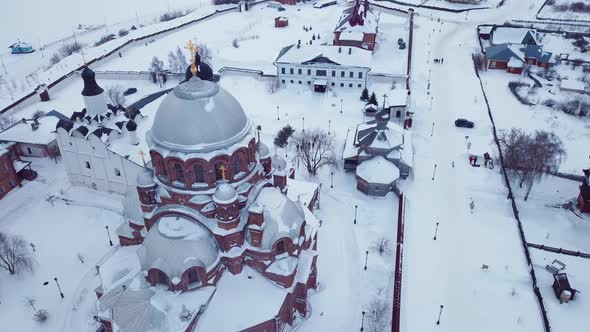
[
  {"x1": 138, "y1": 216, "x2": 219, "y2": 279},
  {"x1": 479, "y1": 26, "x2": 493, "y2": 34},
  {"x1": 99, "y1": 246, "x2": 141, "y2": 293},
  {"x1": 13, "y1": 160, "x2": 30, "y2": 173},
  {"x1": 148, "y1": 77, "x2": 251, "y2": 154},
  {"x1": 355, "y1": 119, "x2": 404, "y2": 150},
  {"x1": 356, "y1": 155, "x2": 400, "y2": 184},
  {"x1": 0, "y1": 142, "x2": 14, "y2": 156},
  {"x1": 286, "y1": 178, "x2": 319, "y2": 210},
  {"x1": 0, "y1": 115, "x2": 60, "y2": 145},
  {"x1": 560, "y1": 79, "x2": 585, "y2": 92},
  {"x1": 196, "y1": 266, "x2": 288, "y2": 331},
  {"x1": 388, "y1": 89, "x2": 408, "y2": 107},
  {"x1": 335, "y1": 1, "x2": 378, "y2": 34},
  {"x1": 507, "y1": 57, "x2": 524, "y2": 68},
  {"x1": 123, "y1": 189, "x2": 144, "y2": 224},
  {"x1": 213, "y1": 182, "x2": 238, "y2": 204},
  {"x1": 491, "y1": 27, "x2": 537, "y2": 45},
  {"x1": 256, "y1": 187, "x2": 305, "y2": 249},
  {"x1": 338, "y1": 31, "x2": 365, "y2": 42},
  {"x1": 266, "y1": 256, "x2": 298, "y2": 276},
  {"x1": 275, "y1": 44, "x2": 372, "y2": 69}
]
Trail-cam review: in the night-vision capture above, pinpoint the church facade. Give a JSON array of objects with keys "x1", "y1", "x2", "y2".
[{"x1": 94, "y1": 65, "x2": 320, "y2": 332}]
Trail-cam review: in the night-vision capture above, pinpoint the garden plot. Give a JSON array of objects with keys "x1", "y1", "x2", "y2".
[
  {"x1": 97, "y1": 4, "x2": 409, "y2": 76},
  {"x1": 538, "y1": 0, "x2": 590, "y2": 21}
]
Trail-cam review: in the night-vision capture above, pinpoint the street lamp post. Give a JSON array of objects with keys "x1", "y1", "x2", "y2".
[
  {"x1": 436, "y1": 305, "x2": 444, "y2": 325},
  {"x1": 433, "y1": 222, "x2": 439, "y2": 240},
  {"x1": 330, "y1": 171, "x2": 334, "y2": 188},
  {"x1": 105, "y1": 225, "x2": 113, "y2": 246},
  {"x1": 277, "y1": 106, "x2": 280, "y2": 120},
  {"x1": 364, "y1": 250, "x2": 369, "y2": 270},
  {"x1": 302, "y1": 117, "x2": 305, "y2": 132},
  {"x1": 340, "y1": 98, "x2": 343, "y2": 114},
  {"x1": 431, "y1": 122, "x2": 435, "y2": 136},
  {"x1": 360, "y1": 311, "x2": 366, "y2": 331},
  {"x1": 328, "y1": 120, "x2": 331, "y2": 134},
  {"x1": 432, "y1": 164, "x2": 437, "y2": 181},
  {"x1": 54, "y1": 277, "x2": 64, "y2": 298},
  {"x1": 354, "y1": 205, "x2": 358, "y2": 224}
]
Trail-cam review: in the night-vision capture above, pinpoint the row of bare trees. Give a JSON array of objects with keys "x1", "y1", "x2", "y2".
[{"x1": 498, "y1": 128, "x2": 566, "y2": 201}]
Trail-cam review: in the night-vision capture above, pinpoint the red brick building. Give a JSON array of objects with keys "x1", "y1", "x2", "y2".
[
  {"x1": 96, "y1": 76, "x2": 320, "y2": 332},
  {"x1": 333, "y1": 0, "x2": 378, "y2": 51},
  {"x1": 0, "y1": 143, "x2": 36, "y2": 199},
  {"x1": 275, "y1": 16, "x2": 288, "y2": 28}
]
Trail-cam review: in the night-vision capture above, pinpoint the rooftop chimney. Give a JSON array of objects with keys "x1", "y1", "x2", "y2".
[{"x1": 126, "y1": 119, "x2": 139, "y2": 145}]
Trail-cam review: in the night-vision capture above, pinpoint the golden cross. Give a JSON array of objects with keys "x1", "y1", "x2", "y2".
[
  {"x1": 219, "y1": 164, "x2": 227, "y2": 180},
  {"x1": 184, "y1": 39, "x2": 199, "y2": 76},
  {"x1": 139, "y1": 150, "x2": 147, "y2": 167}
]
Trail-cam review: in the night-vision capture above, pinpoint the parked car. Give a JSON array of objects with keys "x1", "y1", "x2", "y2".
[
  {"x1": 399, "y1": 42, "x2": 406, "y2": 50},
  {"x1": 455, "y1": 118, "x2": 474, "y2": 128},
  {"x1": 397, "y1": 38, "x2": 404, "y2": 45},
  {"x1": 123, "y1": 88, "x2": 137, "y2": 96}
]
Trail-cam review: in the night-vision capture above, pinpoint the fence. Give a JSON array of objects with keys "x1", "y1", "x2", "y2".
[
  {"x1": 536, "y1": 0, "x2": 590, "y2": 24},
  {"x1": 528, "y1": 243, "x2": 590, "y2": 259},
  {"x1": 391, "y1": 192, "x2": 405, "y2": 332},
  {"x1": 472, "y1": 55, "x2": 551, "y2": 332},
  {"x1": 372, "y1": 0, "x2": 501, "y2": 13}
]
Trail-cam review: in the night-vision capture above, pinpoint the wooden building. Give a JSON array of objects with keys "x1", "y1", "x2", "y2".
[{"x1": 275, "y1": 16, "x2": 288, "y2": 28}]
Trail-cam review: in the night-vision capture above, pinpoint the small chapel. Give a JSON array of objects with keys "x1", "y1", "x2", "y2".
[{"x1": 93, "y1": 45, "x2": 320, "y2": 332}]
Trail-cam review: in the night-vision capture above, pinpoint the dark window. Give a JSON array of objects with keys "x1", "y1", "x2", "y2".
[
  {"x1": 289, "y1": 68, "x2": 294, "y2": 74},
  {"x1": 349, "y1": 71, "x2": 353, "y2": 78},
  {"x1": 341, "y1": 71, "x2": 345, "y2": 77},
  {"x1": 8, "y1": 180, "x2": 15, "y2": 189},
  {"x1": 214, "y1": 162, "x2": 224, "y2": 181},
  {"x1": 331, "y1": 82, "x2": 335, "y2": 86},
  {"x1": 0, "y1": 186, "x2": 5, "y2": 195},
  {"x1": 187, "y1": 269, "x2": 199, "y2": 284},
  {"x1": 233, "y1": 156, "x2": 240, "y2": 175},
  {"x1": 290, "y1": 80, "x2": 294, "y2": 83},
  {"x1": 85, "y1": 161, "x2": 91, "y2": 169},
  {"x1": 358, "y1": 84, "x2": 362, "y2": 88},
  {"x1": 281, "y1": 68, "x2": 285, "y2": 74},
  {"x1": 282, "y1": 79, "x2": 285, "y2": 83},
  {"x1": 157, "y1": 271, "x2": 168, "y2": 286},
  {"x1": 1, "y1": 163, "x2": 8, "y2": 173},
  {"x1": 340, "y1": 83, "x2": 344, "y2": 87},
  {"x1": 307, "y1": 69, "x2": 311, "y2": 75},
  {"x1": 298, "y1": 69, "x2": 302, "y2": 75},
  {"x1": 114, "y1": 168, "x2": 121, "y2": 176},
  {"x1": 316, "y1": 70, "x2": 327, "y2": 76},
  {"x1": 276, "y1": 240, "x2": 286, "y2": 254},
  {"x1": 160, "y1": 161, "x2": 168, "y2": 177},
  {"x1": 349, "y1": 83, "x2": 353, "y2": 87},
  {"x1": 176, "y1": 164, "x2": 185, "y2": 182},
  {"x1": 307, "y1": 81, "x2": 311, "y2": 84},
  {"x1": 358, "y1": 72, "x2": 363, "y2": 79},
  {"x1": 298, "y1": 80, "x2": 302, "y2": 84},
  {"x1": 27, "y1": 147, "x2": 32, "y2": 154},
  {"x1": 194, "y1": 164, "x2": 204, "y2": 183},
  {"x1": 332, "y1": 70, "x2": 335, "y2": 77}
]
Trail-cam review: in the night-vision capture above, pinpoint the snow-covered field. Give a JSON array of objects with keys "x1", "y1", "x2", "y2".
[{"x1": 538, "y1": 0, "x2": 590, "y2": 21}]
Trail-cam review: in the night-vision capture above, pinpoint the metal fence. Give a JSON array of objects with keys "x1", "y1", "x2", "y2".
[{"x1": 391, "y1": 192, "x2": 405, "y2": 332}]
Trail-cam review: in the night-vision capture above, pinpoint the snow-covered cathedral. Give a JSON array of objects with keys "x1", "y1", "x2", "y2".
[{"x1": 94, "y1": 54, "x2": 320, "y2": 332}]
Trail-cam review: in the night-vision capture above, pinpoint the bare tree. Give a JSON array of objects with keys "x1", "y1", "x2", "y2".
[
  {"x1": 149, "y1": 56, "x2": 164, "y2": 73},
  {"x1": 197, "y1": 43, "x2": 212, "y2": 64},
  {"x1": 33, "y1": 309, "x2": 48, "y2": 322},
  {"x1": 0, "y1": 233, "x2": 35, "y2": 275},
  {"x1": 168, "y1": 50, "x2": 180, "y2": 73},
  {"x1": 369, "y1": 238, "x2": 392, "y2": 256},
  {"x1": 0, "y1": 115, "x2": 17, "y2": 130},
  {"x1": 24, "y1": 296, "x2": 37, "y2": 311},
  {"x1": 498, "y1": 128, "x2": 532, "y2": 188},
  {"x1": 106, "y1": 85, "x2": 126, "y2": 106},
  {"x1": 267, "y1": 77, "x2": 280, "y2": 94},
  {"x1": 364, "y1": 298, "x2": 389, "y2": 332},
  {"x1": 293, "y1": 129, "x2": 337, "y2": 176},
  {"x1": 59, "y1": 41, "x2": 83, "y2": 57}
]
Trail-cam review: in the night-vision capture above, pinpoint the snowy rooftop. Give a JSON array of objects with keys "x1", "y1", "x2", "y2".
[
  {"x1": 355, "y1": 119, "x2": 404, "y2": 151},
  {"x1": 507, "y1": 57, "x2": 524, "y2": 68},
  {"x1": 99, "y1": 246, "x2": 141, "y2": 293},
  {"x1": 196, "y1": 266, "x2": 288, "y2": 331},
  {"x1": 0, "y1": 142, "x2": 14, "y2": 155},
  {"x1": 356, "y1": 155, "x2": 400, "y2": 184},
  {"x1": 0, "y1": 115, "x2": 60, "y2": 145},
  {"x1": 560, "y1": 79, "x2": 585, "y2": 91},
  {"x1": 335, "y1": 2, "x2": 379, "y2": 34},
  {"x1": 387, "y1": 89, "x2": 409, "y2": 107},
  {"x1": 286, "y1": 177, "x2": 320, "y2": 209},
  {"x1": 491, "y1": 27, "x2": 537, "y2": 45},
  {"x1": 275, "y1": 44, "x2": 372, "y2": 69},
  {"x1": 256, "y1": 187, "x2": 305, "y2": 249}
]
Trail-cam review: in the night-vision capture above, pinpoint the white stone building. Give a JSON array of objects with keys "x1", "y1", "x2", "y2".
[
  {"x1": 55, "y1": 67, "x2": 157, "y2": 194},
  {"x1": 274, "y1": 44, "x2": 371, "y2": 92}
]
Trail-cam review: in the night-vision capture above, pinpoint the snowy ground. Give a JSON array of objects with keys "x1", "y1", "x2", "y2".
[
  {"x1": 538, "y1": 0, "x2": 590, "y2": 21},
  {"x1": 97, "y1": 4, "x2": 409, "y2": 75},
  {"x1": 396, "y1": 0, "x2": 503, "y2": 9},
  {"x1": 0, "y1": 158, "x2": 124, "y2": 332}
]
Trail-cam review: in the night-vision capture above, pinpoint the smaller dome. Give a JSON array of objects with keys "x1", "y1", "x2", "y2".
[
  {"x1": 271, "y1": 154, "x2": 287, "y2": 171},
  {"x1": 257, "y1": 141, "x2": 271, "y2": 159},
  {"x1": 137, "y1": 169, "x2": 154, "y2": 187},
  {"x1": 125, "y1": 119, "x2": 137, "y2": 131},
  {"x1": 81, "y1": 66, "x2": 104, "y2": 96},
  {"x1": 213, "y1": 182, "x2": 238, "y2": 204},
  {"x1": 185, "y1": 63, "x2": 214, "y2": 82}
]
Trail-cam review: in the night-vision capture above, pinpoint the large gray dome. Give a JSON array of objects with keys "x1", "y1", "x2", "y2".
[{"x1": 148, "y1": 77, "x2": 250, "y2": 153}]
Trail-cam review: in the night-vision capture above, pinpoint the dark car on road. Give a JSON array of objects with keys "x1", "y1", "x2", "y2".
[
  {"x1": 123, "y1": 88, "x2": 137, "y2": 96},
  {"x1": 455, "y1": 118, "x2": 474, "y2": 128}
]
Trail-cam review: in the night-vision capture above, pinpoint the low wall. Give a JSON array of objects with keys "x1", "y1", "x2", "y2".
[{"x1": 391, "y1": 192, "x2": 405, "y2": 332}]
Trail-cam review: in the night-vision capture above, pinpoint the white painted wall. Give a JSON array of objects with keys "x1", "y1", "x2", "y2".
[
  {"x1": 276, "y1": 63, "x2": 369, "y2": 89},
  {"x1": 83, "y1": 93, "x2": 108, "y2": 117}
]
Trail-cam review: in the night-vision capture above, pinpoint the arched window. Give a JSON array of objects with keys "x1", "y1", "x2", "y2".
[
  {"x1": 194, "y1": 164, "x2": 204, "y2": 183},
  {"x1": 187, "y1": 269, "x2": 199, "y2": 285},
  {"x1": 214, "y1": 162, "x2": 224, "y2": 181},
  {"x1": 114, "y1": 168, "x2": 121, "y2": 176},
  {"x1": 157, "y1": 270, "x2": 168, "y2": 286},
  {"x1": 233, "y1": 155, "x2": 240, "y2": 175},
  {"x1": 175, "y1": 164, "x2": 184, "y2": 182},
  {"x1": 160, "y1": 160, "x2": 168, "y2": 178},
  {"x1": 276, "y1": 240, "x2": 286, "y2": 255}
]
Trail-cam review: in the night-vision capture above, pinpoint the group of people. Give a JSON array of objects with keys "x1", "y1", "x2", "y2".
[
  {"x1": 469, "y1": 152, "x2": 494, "y2": 169},
  {"x1": 434, "y1": 58, "x2": 444, "y2": 64}
]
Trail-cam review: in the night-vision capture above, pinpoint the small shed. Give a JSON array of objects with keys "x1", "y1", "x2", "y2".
[
  {"x1": 552, "y1": 273, "x2": 577, "y2": 303},
  {"x1": 9, "y1": 42, "x2": 34, "y2": 54},
  {"x1": 560, "y1": 79, "x2": 586, "y2": 94},
  {"x1": 275, "y1": 16, "x2": 289, "y2": 28},
  {"x1": 479, "y1": 26, "x2": 493, "y2": 40},
  {"x1": 363, "y1": 103, "x2": 378, "y2": 116}
]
